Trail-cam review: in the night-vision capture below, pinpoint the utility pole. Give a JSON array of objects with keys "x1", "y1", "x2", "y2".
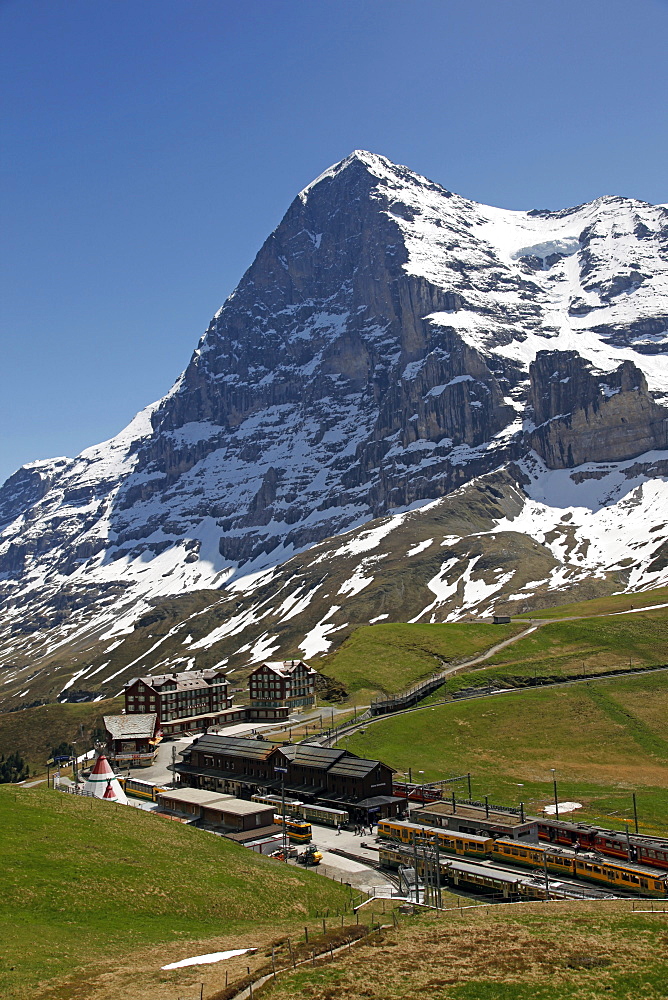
[
  {"x1": 412, "y1": 832, "x2": 419, "y2": 903},
  {"x1": 550, "y1": 769, "x2": 559, "y2": 821},
  {"x1": 422, "y1": 845, "x2": 429, "y2": 905},
  {"x1": 275, "y1": 766, "x2": 288, "y2": 860},
  {"x1": 71, "y1": 742, "x2": 78, "y2": 787},
  {"x1": 434, "y1": 835, "x2": 441, "y2": 909},
  {"x1": 467, "y1": 773, "x2": 471, "y2": 798},
  {"x1": 625, "y1": 823, "x2": 632, "y2": 861},
  {"x1": 484, "y1": 795, "x2": 489, "y2": 819},
  {"x1": 632, "y1": 793, "x2": 639, "y2": 834},
  {"x1": 171, "y1": 745, "x2": 177, "y2": 787}
]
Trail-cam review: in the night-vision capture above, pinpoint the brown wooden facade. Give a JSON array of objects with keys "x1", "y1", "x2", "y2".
[
  {"x1": 123, "y1": 668, "x2": 233, "y2": 736},
  {"x1": 174, "y1": 734, "x2": 398, "y2": 816}
]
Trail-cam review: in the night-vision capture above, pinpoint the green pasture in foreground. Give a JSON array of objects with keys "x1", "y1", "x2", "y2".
[
  {"x1": 0, "y1": 786, "x2": 349, "y2": 999},
  {"x1": 320, "y1": 621, "x2": 524, "y2": 695},
  {"x1": 339, "y1": 671, "x2": 668, "y2": 835},
  {"x1": 259, "y1": 900, "x2": 668, "y2": 1000},
  {"x1": 0, "y1": 696, "x2": 124, "y2": 769}
]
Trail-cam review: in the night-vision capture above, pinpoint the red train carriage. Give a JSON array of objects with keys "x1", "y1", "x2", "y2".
[
  {"x1": 537, "y1": 818, "x2": 598, "y2": 849},
  {"x1": 538, "y1": 818, "x2": 668, "y2": 871}
]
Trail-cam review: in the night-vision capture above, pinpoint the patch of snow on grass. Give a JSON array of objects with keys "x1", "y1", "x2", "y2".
[
  {"x1": 161, "y1": 948, "x2": 256, "y2": 970},
  {"x1": 543, "y1": 801, "x2": 582, "y2": 815},
  {"x1": 407, "y1": 539, "x2": 433, "y2": 557},
  {"x1": 277, "y1": 586, "x2": 320, "y2": 624},
  {"x1": 338, "y1": 556, "x2": 384, "y2": 597},
  {"x1": 333, "y1": 513, "x2": 408, "y2": 557},
  {"x1": 300, "y1": 606, "x2": 347, "y2": 658},
  {"x1": 248, "y1": 633, "x2": 280, "y2": 663}
]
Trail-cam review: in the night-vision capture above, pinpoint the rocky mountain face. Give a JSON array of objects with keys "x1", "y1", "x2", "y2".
[
  {"x1": 1, "y1": 151, "x2": 667, "y2": 708},
  {"x1": 529, "y1": 352, "x2": 668, "y2": 467}
]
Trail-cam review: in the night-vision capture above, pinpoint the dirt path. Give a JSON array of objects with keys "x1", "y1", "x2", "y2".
[{"x1": 439, "y1": 623, "x2": 540, "y2": 676}]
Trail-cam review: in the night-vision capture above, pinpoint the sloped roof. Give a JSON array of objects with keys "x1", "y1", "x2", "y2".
[
  {"x1": 125, "y1": 669, "x2": 228, "y2": 692},
  {"x1": 328, "y1": 757, "x2": 386, "y2": 779},
  {"x1": 104, "y1": 713, "x2": 157, "y2": 740},
  {"x1": 184, "y1": 734, "x2": 276, "y2": 761},
  {"x1": 251, "y1": 660, "x2": 317, "y2": 678},
  {"x1": 280, "y1": 745, "x2": 349, "y2": 767}
]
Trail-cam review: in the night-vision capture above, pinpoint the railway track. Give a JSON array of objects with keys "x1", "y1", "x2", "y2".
[
  {"x1": 333, "y1": 844, "x2": 625, "y2": 902},
  {"x1": 471, "y1": 856, "x2": 615, "y2": 900}
]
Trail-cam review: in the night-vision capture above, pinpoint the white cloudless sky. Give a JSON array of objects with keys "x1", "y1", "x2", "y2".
[{"x1": 1, "y1": 0, "x2": 667, "y2": 484}]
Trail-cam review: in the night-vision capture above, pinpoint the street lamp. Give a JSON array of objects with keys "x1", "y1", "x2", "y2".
[{"x1": 550, "y1": 769, "x2": 559, "y2": 821}]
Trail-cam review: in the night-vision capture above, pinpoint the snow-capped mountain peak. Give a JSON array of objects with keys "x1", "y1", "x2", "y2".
[{"x1": 1, "y1": 151, "x2": 666, "y2": 706}]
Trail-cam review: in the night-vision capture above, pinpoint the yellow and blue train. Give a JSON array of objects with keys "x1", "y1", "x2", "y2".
[{"x1": 377, "y1": 818, "x2": 668, "y2": 899}]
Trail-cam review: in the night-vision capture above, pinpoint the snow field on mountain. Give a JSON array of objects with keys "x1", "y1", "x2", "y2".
[{"x1": 0, "y1": 150, "x2": 666, "y2": 704}]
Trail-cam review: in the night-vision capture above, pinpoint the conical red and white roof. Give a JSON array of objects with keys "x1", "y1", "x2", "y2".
[{"x1": 83, "y1": 753, "x2": 128, "y2": 804}]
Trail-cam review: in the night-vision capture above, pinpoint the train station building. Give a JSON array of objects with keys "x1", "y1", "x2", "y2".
[{"x1": 173, "y1": 734, "x2": 404, "y2": 821}]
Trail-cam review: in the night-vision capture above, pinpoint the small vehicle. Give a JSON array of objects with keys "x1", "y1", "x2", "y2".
[{"x1": 297, "y1": 845, "x2": 323, "y2": 866}]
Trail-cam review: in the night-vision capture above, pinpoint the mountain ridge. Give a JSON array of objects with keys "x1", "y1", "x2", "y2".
[{"x1": 1, "y1": 150, "x2": 666, "y2": 708}]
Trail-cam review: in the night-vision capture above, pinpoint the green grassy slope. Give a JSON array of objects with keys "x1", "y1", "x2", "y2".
[
  {"x1": 319, "y1": 622, "x2": 524, "y2": 697},
  {"x1": 0, "y1": 697, "x2": 124, "y2": 769},
  {"x1": 0, "y1": 786, "x2": 350, "y2": 999},
  {"x1": 258, "y1": 900, "x2": 668, "y2": 1000},
  {"x1": 516, "y1": 585, "x2": 668, "y2": 619},
  {"x1": 440, "y1": 608, "x2": 668, "y2": 693},
  {"x1": 339, "y1": 671, "x2": 668, "y2": 834},
  {"x1": 319, "y1": 598, "x2": 668, "y2": 700}
]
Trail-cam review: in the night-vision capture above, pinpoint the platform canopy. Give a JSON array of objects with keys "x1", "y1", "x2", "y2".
[{"x1": 82, "y1": 753, "x2": 128, "y2": 805}]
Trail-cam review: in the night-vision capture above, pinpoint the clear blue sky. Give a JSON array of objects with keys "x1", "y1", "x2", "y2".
[{"x1": 2, "y1": 0, "x2": 667, "y2": 485}]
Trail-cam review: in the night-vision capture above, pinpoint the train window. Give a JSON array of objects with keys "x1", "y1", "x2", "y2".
[
  {"x1": 647, "y1": 850, "x2": 655, "y2": 858},
  {"x1": 593, "y1": 866, "x2": 601, "y2": 873},
  {"x1": 621, "y1": 874, "x2": 629, "y2": 881},
  {"x1": 655, "y1": 881, "x2": 663, "y2": 889},
  {"x1": 640, "y1": 879, "x2": 648, "y2": 888}
]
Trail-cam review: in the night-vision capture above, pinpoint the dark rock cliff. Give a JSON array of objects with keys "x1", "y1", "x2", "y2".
[{"x1": 529, "y1": 351, "x2": 668, "y2": 467}]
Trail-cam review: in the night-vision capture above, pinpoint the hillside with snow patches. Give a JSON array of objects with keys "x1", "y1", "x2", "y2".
[{"x1": 0, "y1": 151, "x2": 667, "y2": 706}]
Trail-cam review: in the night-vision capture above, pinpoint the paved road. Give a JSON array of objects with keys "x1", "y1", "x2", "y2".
[{"x1": 293, "y1": 823, "x2": 395, "y2": 896}]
